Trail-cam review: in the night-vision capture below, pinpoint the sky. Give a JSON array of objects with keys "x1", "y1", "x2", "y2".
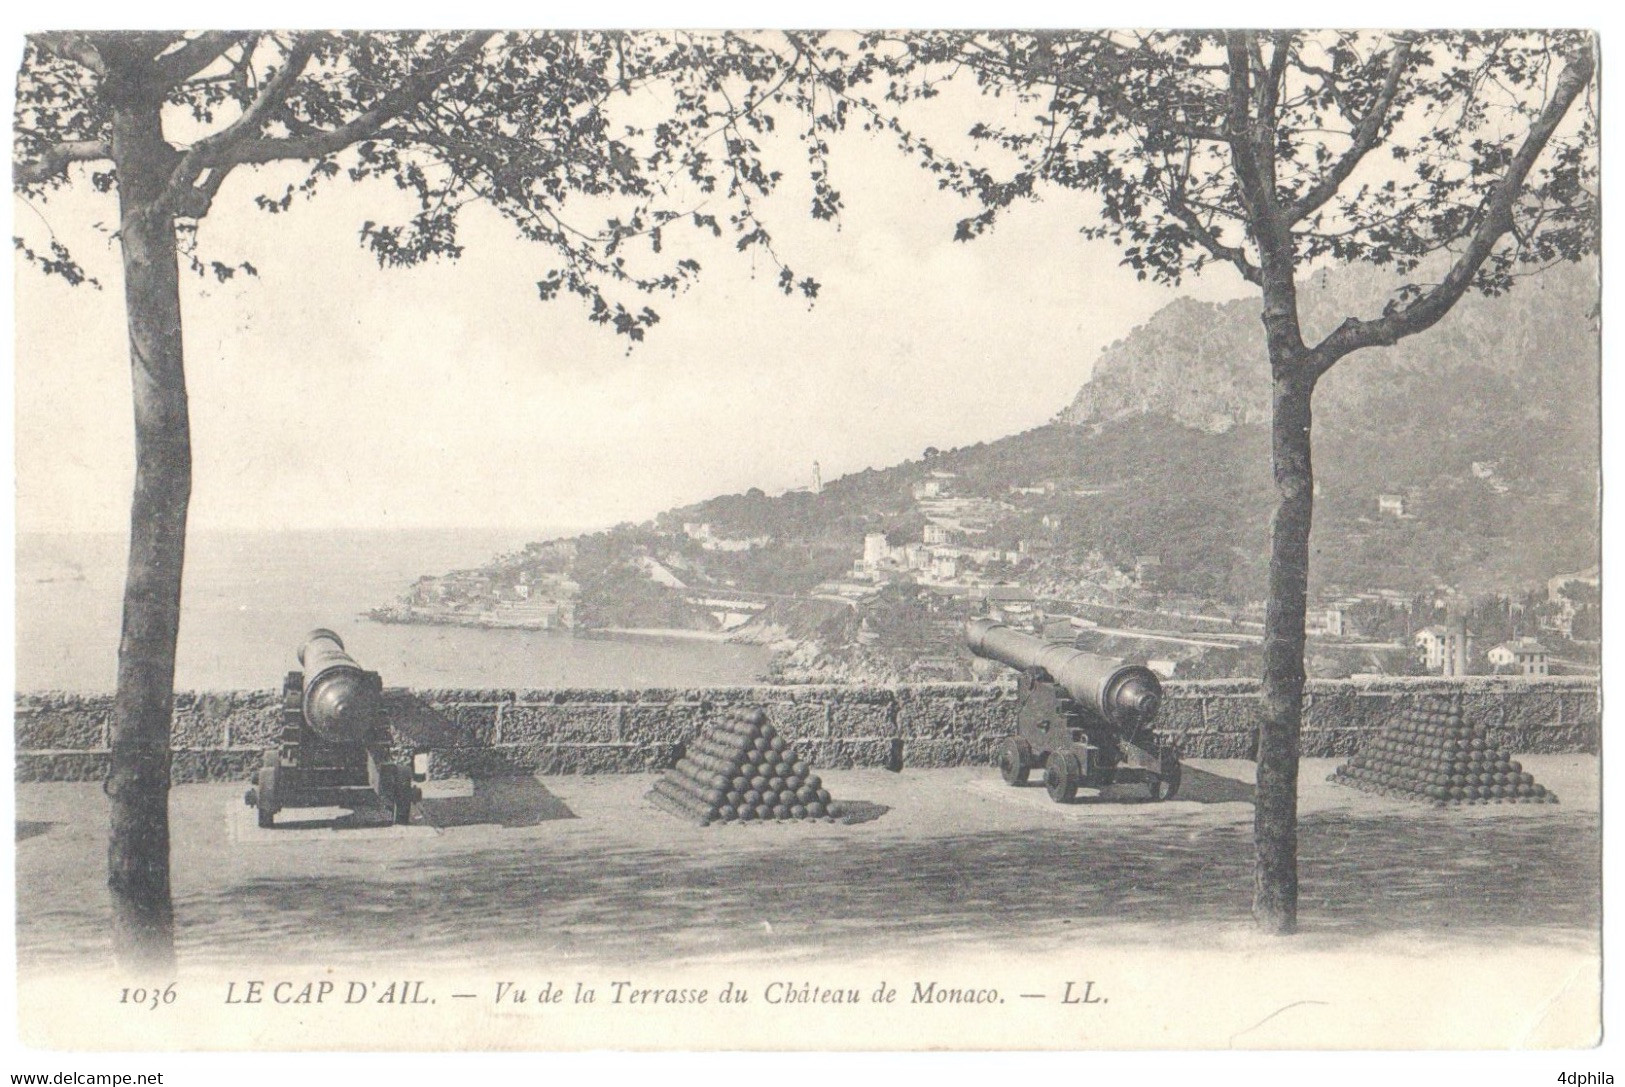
[{"x1": 12, "y1": 50, "x2": 1250, "y2": 536}]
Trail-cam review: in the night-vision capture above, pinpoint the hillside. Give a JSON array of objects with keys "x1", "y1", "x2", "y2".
[{"x1": 381, "y1": 261, "x2": 1599, "y2": 678}]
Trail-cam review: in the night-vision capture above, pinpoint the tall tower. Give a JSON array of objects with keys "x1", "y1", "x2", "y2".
[{"x1": 812, "y1": 461, "x2": 822, "y2": 494}]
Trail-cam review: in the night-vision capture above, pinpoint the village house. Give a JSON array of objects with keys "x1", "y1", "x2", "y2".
[{"x1": 1487, "y1": 638, "x2": 1551, "y2": 677}]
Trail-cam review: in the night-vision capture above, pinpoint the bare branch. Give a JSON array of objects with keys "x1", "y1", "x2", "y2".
[
  {"x1": 1309, "y1": 41, "x2": 1594, "y2": 373},
  {"x1": 15, "y1": 139, "x2": 111, "y2": 184},
  {"x1": 1283, "y1": 35, "x2": 1414, "y2": 226}
]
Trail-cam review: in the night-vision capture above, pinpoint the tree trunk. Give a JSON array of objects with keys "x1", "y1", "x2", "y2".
[
  {"x1": 1253, "y1": 364, "x2": 1315, "y2": 934},
  {"x1": 106, "y1": 80, "x2": 189, "y2": 970}
]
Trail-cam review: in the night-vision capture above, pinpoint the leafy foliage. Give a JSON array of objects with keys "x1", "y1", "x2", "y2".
[
  {"x1": 865, "y1": 31, "x2": 1596, "y2": 308},
  {"x1": 14, "y1": 31, "x2": 865, "y2": 333}
]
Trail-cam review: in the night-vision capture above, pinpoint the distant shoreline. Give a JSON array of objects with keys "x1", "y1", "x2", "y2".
[
  {"x1": 365, "y1": 606, "x2": 741, "y2": 645},
  {"x1": 593, "y1": 626, "x2": 735, "y2": 643}
]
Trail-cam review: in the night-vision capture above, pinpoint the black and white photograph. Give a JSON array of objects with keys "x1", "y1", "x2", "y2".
[{"x1": 8, "y1": 21, "x2": 1606, "y2": 1064}]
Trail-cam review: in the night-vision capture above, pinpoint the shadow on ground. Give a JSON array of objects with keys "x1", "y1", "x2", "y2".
[
  {"x1": 1016, "y1": 765, "x2": 1255, "y2": 806},
  {"x1": 150, "y1": 805, "x2": 1598, "y2": 968},
  {"x1": 419, "y1": 776, "x2": 576, "y2": 829},
  {"x1": 16, "y1": 821, "x2": 55, "y2": 842},
  {"x1": 836, "y1": 800, "x2": 888, "y2": 825}
]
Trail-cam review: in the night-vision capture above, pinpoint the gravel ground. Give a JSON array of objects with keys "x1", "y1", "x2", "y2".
[{"x1": 16, "y1": 756, "x2": 1599, "y2": 972}]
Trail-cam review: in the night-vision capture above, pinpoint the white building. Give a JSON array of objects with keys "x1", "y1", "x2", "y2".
[
  {"x1": 863, "y1": 532, "x2": 892, "y2": 567},
  {"x1": 1487, "y1": 639, "x2": 1550, "y2": 677}
]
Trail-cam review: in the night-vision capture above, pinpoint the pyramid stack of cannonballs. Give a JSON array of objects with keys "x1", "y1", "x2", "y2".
[
  {"x1": 648, "y1": 708, "x2": 847, "y2": 825},
  {"x1": 1329, "y1": 695, "x2": 1557, "y2": 806}
]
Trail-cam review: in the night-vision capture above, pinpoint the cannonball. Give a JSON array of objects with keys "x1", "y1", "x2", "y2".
[
  {"x1": 750, "y1": 775, "x2": 768, "y2": 791},
  {"x1": 755, "y1": 803, "x2": 774, "y2": 820},
  {"x1": 753, "y1": 737, "x2": 771, "y2": 753},
  {"x1": 732, "y1": 775, "x2": 750, "y2": 792},
  {"x1": 791, "y1": 804, "x2": 808, "y2": 819},
  {"x1": 817, "y1": 788, "x2": 832, "y2": 805},
  {"x1": 738, "y1": 805, "x2": 757, "y2": 821},
  {"x1": 744, "y1": 789, "x2": 763, "y2": 805},
  {"x1": 792, "y1": 760, "x2": 810, "y2": 777},
  {"x1": 759, "y1": 721, "x2": 777, "y2": 738},
  {"x1": 828, "y1": 801, "x2": 846, "y2": 818},
  {"x1": 797, "y1": 785, "x2": 816, "y2": 804},
  {"x1": 769, "y1": 776, "x2": 787, "y2": 792},
  {"x1": 785, "y1": 774, "x2": 804, "y2": 791},
  {"x1": 807, "y1": 801, "x2": 826, "y2": 817},
  {"x1": 760, "y1": 790, "x2": 779, "y2": 807},
  {"x1": 746, "y1": 709, "x2": 767, "y2": 726}
]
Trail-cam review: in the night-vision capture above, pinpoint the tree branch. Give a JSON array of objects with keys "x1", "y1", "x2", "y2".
[
  {"x1": 154, "y1": 31, "x2": 248, "y2": 85},
  {"x1": 962, "y1": 38, "x2": 1229, "y2": 143},
  {"x1": 15, "y1": 139, "x2": 112, "y2": 184},
  {"x1": 1308, "y1": 41, "x2": 1594, "y2": 374},
  {"x1": 1283, "y1": 35, "x2": 1414, "y2": 226},
  {"x1": 1164, "y1": 191, "x2": 1261, "y2": 284},
  {"x1": 163, "y1": 34, "x2": 320, "y2": 208},
  {"x1": 204, "y1": 32, "x2": 495, "y2": 171},
  {"x1": 33, "y1": 32, "x2": 106, "y2": 75}
]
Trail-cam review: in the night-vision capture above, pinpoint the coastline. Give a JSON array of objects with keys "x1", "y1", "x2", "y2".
[{"x1": 592, "y1": 626, "x2": 736, "y2": 643}]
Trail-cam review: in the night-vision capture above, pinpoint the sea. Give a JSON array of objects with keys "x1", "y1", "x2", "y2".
[{"x1": 14, "y1": 529, "x2": 772, "y2": 693}]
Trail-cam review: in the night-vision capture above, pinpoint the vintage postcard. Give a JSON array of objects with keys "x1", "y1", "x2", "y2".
[{"x1": 8, "y1": 26, "x2": 1604, "y2": 1066}]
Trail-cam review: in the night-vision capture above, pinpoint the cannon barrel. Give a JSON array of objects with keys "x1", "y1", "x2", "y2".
[
  {"x1": 297, "y1": 628, "x2": 379, "y2": 744},
  {"x1": 966, "y1": 617, "x2": 1162, "y2": 729}
]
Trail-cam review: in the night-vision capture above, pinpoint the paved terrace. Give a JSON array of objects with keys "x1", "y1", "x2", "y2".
[{"x1": 17, "y1": 757, "x2": 1598, "y2": 973}]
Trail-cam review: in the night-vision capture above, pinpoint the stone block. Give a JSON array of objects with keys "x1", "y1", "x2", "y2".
[
  {"x1": 896, "y1": 689, "x2": 1014, "y2": 739},
  {"x1": 220, "y1": 702, "x2": 288, "y2": 749},
  {"x1": 417, "y1": 703, "x2": 500, "y2": 747},
  {"x1": 904, "y1": 736, "x2": 998, "y2": 768},
  {"x1": 500, "y1": 703, "x2": 621, "y2": 743},
  {"x1": 1457, "y1": 688, "x2": 1505, "y2": 731},
  {"x1": 801, "y1": 738, "x2": 892, "y2": 770},
  {"x1": 172, "y1": 749, "x2": 262, "y2": 784},
  {"x1": 171, "y1": 692, "x2": 232, "y2": 749},
  {"x1": 16, "y1": 751, "x2": 109, "y2": 782},
  {"x1": 760, "y1": 700, "x2": 831, "y2": 742},
  {"x1": 15, "y1": 703, "x2": 107, "y2": 751},
  {"x1": 622, "y1": 702, "x2": 708, "y2": 745},
  {"x1": 826, "y1": 692, "x2": 895, "y2": 738},
  {"x1": 1500, "y1": 688, "x2": 1563, "y2": 732},
  {"x1": 1154, "y1": 694, "x2": 1206, "y2": 739},
  {"x1": 1178, "y1": 730, "x2": 1257, "y2": 760},
  {"x1": 1199, "y1": 694, "x2": 1262, "y2": 738}
]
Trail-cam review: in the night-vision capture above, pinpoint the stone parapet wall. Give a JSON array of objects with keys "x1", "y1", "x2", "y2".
[{"x1": 14, "y1": 676, "x2": 1600, "y2": 782}]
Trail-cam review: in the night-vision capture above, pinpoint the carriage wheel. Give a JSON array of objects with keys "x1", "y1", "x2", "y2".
[
  {"x1": 256, "y1": 765, "x2": 279, "y2": 829},
  {"x1": 380, "y1": 764, "x2": 414, "y2": 825},
  {"x1": 1044, "y1": 751, "x2": 1081, "y2": 804},
  {"x1": 997, "y1": 737, "x2": 1034, "y2": 786},
  {"x1": 1150, "y1": 761, "x2": 1182, "y2": 801}
]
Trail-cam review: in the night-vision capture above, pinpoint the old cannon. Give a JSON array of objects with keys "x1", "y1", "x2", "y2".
[
  {"x1": 966, "y1": 617, "x2": 1181, "y2": 802},
  {"x1": 243, "y1": 629, "x2": 422, "y2": 827}
]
